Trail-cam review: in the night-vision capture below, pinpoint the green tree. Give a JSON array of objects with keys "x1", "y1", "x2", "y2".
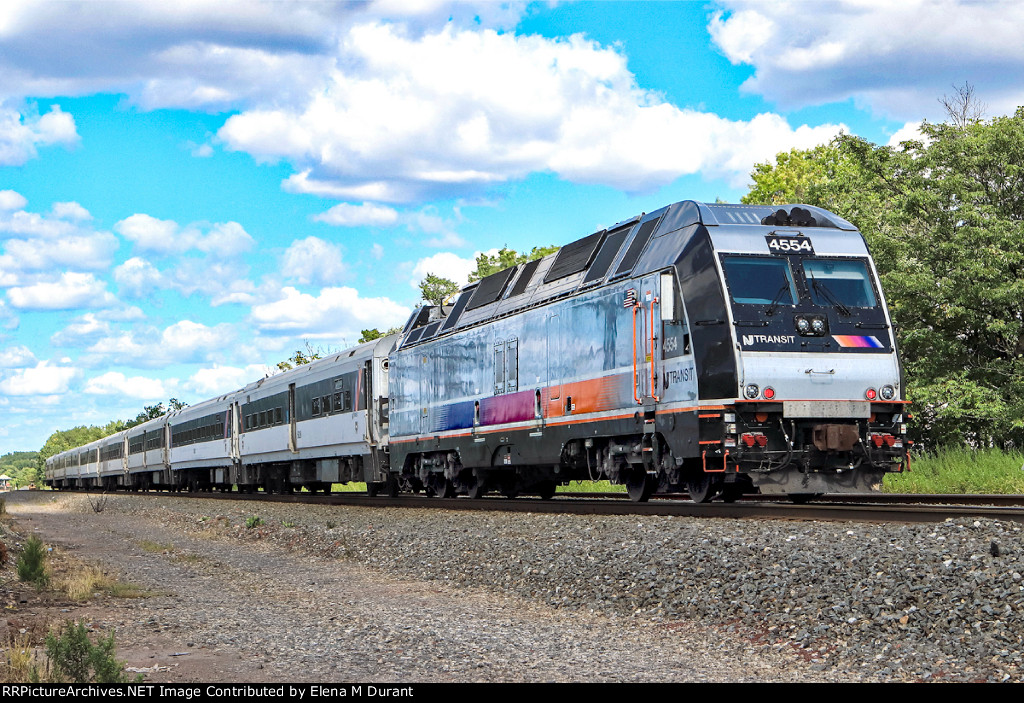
[
  {"x1": 469, "y1": 245, "x2": 559, "y2": 282},
  {"x1": 744, "y1": 106, "x2": 1024, "y2": 448},
  {"x1": 358, "y1": 327, "x2": 401, "y2": 343},
  {"x1": 419, "y1": 273, "x2": 460, "y2": 306},
  {"x1": 276, "y1": 341, "x2": 337, "y2": 371}
]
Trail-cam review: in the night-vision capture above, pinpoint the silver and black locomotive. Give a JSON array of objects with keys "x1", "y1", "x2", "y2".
[{"x1": 46, "y1": 200, "x2": 908, "y2": 502}]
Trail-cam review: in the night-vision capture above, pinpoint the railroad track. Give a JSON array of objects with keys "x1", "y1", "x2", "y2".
[{"x1": 63, "y1": 488, "x2": 1024, "y2": 525}]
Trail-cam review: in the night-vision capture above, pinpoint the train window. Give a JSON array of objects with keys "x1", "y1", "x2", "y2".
[
  {"x1": 275, "y1": 408, "x2": 283, "y2": 425},
  {"x1": 611, "y1": 217, "x2": 661, "y2": 279},
  {"x1": 506, "y1": 339, "x2": 519, "y2": 393},
  {"x1": 721, "y1": 256, "x2": 797, "y2": 305},
  {"x1": 582, "y1": 225, "x2": 632, "y2": 286},
  {"x1": 333, "y1": 392, "x2": 342, "y2": 412},
  {"x1": 494, "y1": 345, "x2": 505, "y2": 394},
  {"x1": 508, "y1": 258, "x2": 542, "y2": 297},
  {"x1": 543, "y1": 230, "x2": 604, "y2": 283},
  {"x1": 312, "y1": 397, "x2": 321, "y2": 416},
  {"x1": 803, "y1": 259, "x2": 878, "y2": 308}
]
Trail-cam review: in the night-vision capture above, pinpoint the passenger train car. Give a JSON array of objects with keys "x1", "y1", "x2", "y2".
[{"x1": 45, "y1": 200, "x2": 908, "y2": 502}]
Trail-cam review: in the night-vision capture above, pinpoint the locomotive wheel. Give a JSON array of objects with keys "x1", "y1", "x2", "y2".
[
  {"x1": 385, "y1": 476, "x2": 400, "y2": 497},
  {"x1": 467, "y1": 477, "x2": 488, "y2": 499},
  {"x1": 366, "y1": 481, "x2": 379, "y2": 497},
  {"x1": 536, "y1": 480, "x2": 557, "y2": 500},
  {"x1": 686, "y1": 474, "x2": 718, "y2": 503},
  {"x1": 720, "y1": 484, "x2": 744, "y2": 503},
  {"x1": 433, "y1": 476, "x2": 455, "y2": 498},
  {"x1": 625, "y1": 469, "x2": 655, "y2": 503}
]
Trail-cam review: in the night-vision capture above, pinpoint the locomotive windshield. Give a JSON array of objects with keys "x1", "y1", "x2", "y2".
[
  {"x1": 803, "y1": 259, "x2": 878, "y2": 308},
  {"x1": 721, "y1": 256, "x2": 797, "y2": 305}
]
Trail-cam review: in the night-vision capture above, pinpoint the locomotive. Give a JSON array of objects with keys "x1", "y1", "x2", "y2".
[{"x1": 45, "y1": 200, "x2": 908, "y2": 502}]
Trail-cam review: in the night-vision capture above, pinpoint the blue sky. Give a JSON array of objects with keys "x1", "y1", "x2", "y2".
[{"x1": 1, "y1": 0, "x2": 1020, "y2": 453}]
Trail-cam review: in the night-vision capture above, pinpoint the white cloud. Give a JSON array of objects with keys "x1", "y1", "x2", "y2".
[
  {"x1": 85, "y1": 320, "x2": 235, "y2": 368},
  {"x1": 0, "y1": 191, "x2": 27, "y2": 211},
  {"x1": 281, "y1": 237, "x2": 346, "y2": 286},
  {"x1": 0, "y1": 345, "x2": 36, "y2": 368},
  {"x1": 114, "y1": 256, "x2": 164, "y2": 298},
  {"x1": 220, "y1": 21, "x2": 843, "y2": 197},
  {"x1": 84, "y1": 371, "x2": 169, "y2": 399},
  {"x1": 115, "y1": 213, "x2": 186, "y2": 254},
  {"x1": 115, "y1": 214, "x2": 254, "y2": 258},
  {"x1": 6, "y1": 272, "x2": 118, "y2": 310},
  {"x1": 50, "y1": 201, "x2": 92, "y2": 221},
  {"x1": 195, "y1": 221, "x2": 255, "y2": 256},
  {"x1": 250, "y1": 286, "x2": 409, "y2": 338},
  {"x1": 50, "y1": 313, "x2": 113, "y2": 348},
  {"x1": 0, "y1": 103, "x2": 78, "y2": 166},
  {"x1": 0, "y1": 231, "x2": 119, "y2": 273},
  {"x1": 887, "y1": 121, "x2": 925, "y2": 147},
  {"x1": 709, "y1": 1, "x2": 1024, "y2": 120},
  {"x1": 411, "y1": 251, "x2": 479, "y2": 290},
  {"x1": 314, "y1": 202, "x2": 399, "y2": 227},
  {"x1": 184, "y1": 363, "x2": 272, "y2": 396},
  {"x1": 0, "y1": 360, "x2": 79, "y2": 396}
]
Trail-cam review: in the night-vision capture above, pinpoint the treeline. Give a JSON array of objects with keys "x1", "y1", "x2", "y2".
[{"x1": 744, "y1": 92, "x2": 1024, "y2": 449}]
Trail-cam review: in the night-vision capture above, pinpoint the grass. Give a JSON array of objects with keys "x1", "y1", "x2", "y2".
[
  {"x1": 558, "y1": 480, "x2": 625, "y2": 494},
  {"x1": 137, "y1": 539, "x2": 173, "y2": 553},
  {"x1": 883, "y1": 447, "x2": 1024, "y2": 494},
  {"x1": 50, "y1": 552, "x2": 153, "y2": 600}
]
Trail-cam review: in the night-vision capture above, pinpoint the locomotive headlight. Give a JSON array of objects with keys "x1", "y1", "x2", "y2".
[
  {"x1": 880, "y1": 384, "x2": 896, "y2": 401},
  {"x1": 811, "y1": 317, "x2": 826, "y2": 334},
  {"x1": 744, "y1": 384, "x2": 760, "y2": 399},
  {"x1": 796, "y1": 316, "x2": 811, "y2": 333}
]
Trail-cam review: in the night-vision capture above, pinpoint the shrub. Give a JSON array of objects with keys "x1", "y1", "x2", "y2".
[
  {"x1": 39, "y1": 621, "x2": 135, "y2": 683},
  {"x1": 16, "y1": 535, "x2": 48, "y2": 586},
  {"x1": 245, "y1": 515, "x2": 263, "y2": 529}
]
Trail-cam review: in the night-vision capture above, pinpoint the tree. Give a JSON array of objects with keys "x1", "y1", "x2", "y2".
[
  {"x1": 469, "y1": 245, "x2": 559, "y2": 282},
  {"x1": 276, "y1": 341, "x2": 337, "y2": 371},
  {"x1": 419, "y1": 273, "x2": 460, "y2": 307},
  {"x1": 743, "y1": 106, "x2": 1024, "y2": 449},
  {"x1": 359, "y1": 327, "x2": 402, "y2": 343}
]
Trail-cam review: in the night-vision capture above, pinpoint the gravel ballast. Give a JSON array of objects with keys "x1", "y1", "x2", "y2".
[{"x1": 6, "y1": 491, "x2": 1023, "y2": 682}]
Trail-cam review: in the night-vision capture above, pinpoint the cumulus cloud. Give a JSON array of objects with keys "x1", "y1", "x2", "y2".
[
  {"x1": 0, "y1": 345, "x2": 36, "y2": 368},
  {"x1": 84, "y1": 371, "x2": 169, "y2": 399},
  {"x1": 708, "y1": 1, "x2": 1024, "y2": 120},
  {"x1": 50, "y1": 201, "x2": 92, "y2": 221},
  {"x1": 0, "y1": 360, "x2": 79, "y2": 395},
  {"x1": 50, "y1": 313, "x2": 114, "y2": 348},
  {"x1": 249, "y1": 286, "x2": 409, "y2": 339},
  {"x1": 0, "y1": 103, "x2": 78, "y2": 166},
  {"x1": 6, "y1": 272, "x2": 118, "y2": 310},
  {"x1": 411, "y1": 251, "x2": 479, "y2": 290},
  {"x1": 184, "y1": 363, "x2": 273, "y2": 396},
  {"x1": 85, "y1": 320, "x2": 235, "y2": 368},
  {"x1": 113, "y1": 257, "x2": 164, "y2": 298},
  {"x1": 220, "y1": 22, "x2": 843, "y2": 196},
  {"x1": 0, "y1": 191, "x2": 28, "y2": 211},
  {"x1": 281, "y1": 237, "x2": 347, "y2": 286},
  {"x1": 314, "y1": 202, "x2": 399, "y2": 227},
  {"x1": 114, "y1": 214, "x2": 254, "y2": 257},
  {"x1": 0, "y1": 231, "x2": 119, "y2": 274}
]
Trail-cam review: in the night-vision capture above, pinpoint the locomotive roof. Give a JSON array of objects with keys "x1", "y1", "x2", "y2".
[{"x1": 397, "y1": 200, "x2": 859, "y2": 350}]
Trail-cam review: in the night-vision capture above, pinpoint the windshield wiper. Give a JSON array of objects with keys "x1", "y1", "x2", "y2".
[
  {"x1": 764, "y1": 283, "x2": 791, "y2": 316},
  {"x1": 809, "y1": 274, "x2": 852, "y2": 316}
]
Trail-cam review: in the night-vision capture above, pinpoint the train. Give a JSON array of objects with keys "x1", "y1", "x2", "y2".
[{"x1": 45, "y1": 199, "x2": 909, "y2": 502}]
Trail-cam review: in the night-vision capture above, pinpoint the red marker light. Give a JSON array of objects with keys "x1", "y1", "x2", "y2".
[
  {"x1": 763, "y1": 387, "x2": 776, "y2": 400},
  {"x1": 866, "y1": 388, "x2": 877, "y2": 400}
]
